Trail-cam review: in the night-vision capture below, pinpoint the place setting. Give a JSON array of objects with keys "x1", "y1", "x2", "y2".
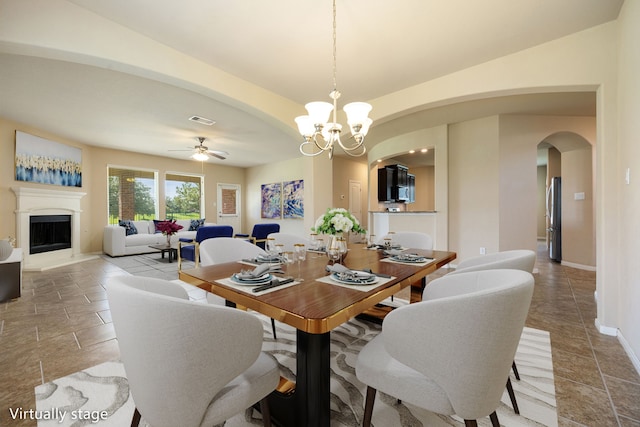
[
  {"x1": 239, "y1": 253, "x2": 284, "y2": 266},
  {"x1": 316, "y1": 263, "x2": 395, "y2": 291},
  {"x1": 215, "y1": 263, "x2": 299, "y2": 295},
  {"x1": 365, "y1": 235, "x2": 405, "y2": 251},
  {"x1": 381, "y1": 248, "x2": 433, "y2": 266}
]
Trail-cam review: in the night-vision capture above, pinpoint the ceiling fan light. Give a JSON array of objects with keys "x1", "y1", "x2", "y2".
[{"x1": 192, "y1": 151, "x2": 208, "y2": 161}]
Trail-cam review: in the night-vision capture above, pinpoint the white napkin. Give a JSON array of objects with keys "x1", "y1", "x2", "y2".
[
  {"x1": 236, "y1": 263, "x2": 270, "y2": 279},
  {"x1": 326, "y1": 264, "x2": 374, "y2": 279},
  {"x1": 256, "y1": 254, "x2": 281, "y2": 262}
]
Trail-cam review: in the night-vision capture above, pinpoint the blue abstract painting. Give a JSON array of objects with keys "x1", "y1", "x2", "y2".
[
  {"x1": 261, "y1": 182, "x2": 282, "y2": 219},
  {"x1": 15, "y1": 131, "x2": 82, "y2": 187},
  {"x1": 283, "y1": 179, "x2": 304, "y2": 219}
]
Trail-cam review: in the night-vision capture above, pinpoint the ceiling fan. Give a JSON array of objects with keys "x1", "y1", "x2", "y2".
[{"x1": 171, "y1": 137, "x2": 228, "y2": 161}]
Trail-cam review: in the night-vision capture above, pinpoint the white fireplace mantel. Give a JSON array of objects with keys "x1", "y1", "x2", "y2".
[{"x1": 11, "y1": 186, "x2": 97, "y2": 271}]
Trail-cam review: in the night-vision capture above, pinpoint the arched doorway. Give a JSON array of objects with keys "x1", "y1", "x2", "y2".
[{"x1": 537, "y1": 132, "x2": 594, "y2": 268}]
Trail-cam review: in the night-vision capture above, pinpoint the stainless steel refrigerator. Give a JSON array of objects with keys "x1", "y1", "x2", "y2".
[{"x1": 546, "y1": 176, "x2": 562, "y2": 262}]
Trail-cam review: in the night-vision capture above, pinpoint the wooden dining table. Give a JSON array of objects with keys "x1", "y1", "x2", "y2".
[{"x1": 179, "y1": 243, "x2": 456, "y2": 427}]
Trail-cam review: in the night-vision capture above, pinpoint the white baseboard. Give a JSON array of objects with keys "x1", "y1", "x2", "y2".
[
  {"x1": 560, "y1": 260, "x2": 596, "y2": 271},
  {"x1": 595, "y1": 318, "x2": 618, "y2": 336},
  {"x1": 618, "y1": 330, "x2": 640, "y2": 377}
]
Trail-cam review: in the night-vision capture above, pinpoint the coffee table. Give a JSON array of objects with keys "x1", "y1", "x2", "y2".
[{"x1": 149, "y1": 243, "x2": 178, "y2": 262}]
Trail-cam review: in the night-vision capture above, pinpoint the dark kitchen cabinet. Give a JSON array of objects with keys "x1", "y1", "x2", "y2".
[
  {"x1": 378, "y1": 167, "x2": 394, "y2": 201},
  {"x1": 378, "y1": 164, "x2": 410, "y2": 202}
]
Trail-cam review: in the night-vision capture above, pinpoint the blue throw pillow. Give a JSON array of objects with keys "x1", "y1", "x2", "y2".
[
  {"x1": 189, "y1": 218, "x2": 205, "y2": 231},
  {"x1": 118, "y1": 220, "x2": 138, "y2": 236},
  {"x1": 153, "y1": 219, "x2": 164, "y2": 234}
]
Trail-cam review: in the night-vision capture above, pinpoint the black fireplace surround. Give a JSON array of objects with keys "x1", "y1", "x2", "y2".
[{"x1": 29, "y1": 214, "x2": 72, "y2": 255}]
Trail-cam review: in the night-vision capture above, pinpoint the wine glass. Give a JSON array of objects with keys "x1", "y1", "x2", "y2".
[
  {"x1": 266, "y1": 237, "x2": 277, "y2": 255},
  {"x1": 309, "y1": 233, "x2": 319, "y2": 251},
  {"x1": 294, "y1": 243, "x2": 306, "y2": 281},
  {"x1": 282, "y1": 251, "x2": 295, "y2": 274},
  {"x1": 368, "y1": 234, "x2": 376, "y2": 248},
  {"x1": 274, "y1": 243, "x2": 284, "y2": 262}
]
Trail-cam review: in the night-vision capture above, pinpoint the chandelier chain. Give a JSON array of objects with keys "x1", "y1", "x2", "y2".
[{"x1": 332, "y1": 0, "x2": 337, "y2": 91}]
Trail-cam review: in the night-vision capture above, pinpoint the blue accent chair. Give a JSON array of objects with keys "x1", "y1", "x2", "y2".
[
  {"x1": 234, "y1": 223, "x2": 280, "y2": 249},
  {"x1": 178, "y1": 225, "x2": 233, "y2": 269}
]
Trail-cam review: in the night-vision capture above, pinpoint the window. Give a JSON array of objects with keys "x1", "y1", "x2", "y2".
[
  {"x1": 108, "y1": 167, "x2": 158, "y2": 224},
  {"x1": 165, "y1": 173, "x2": 204, "y2": 220}
]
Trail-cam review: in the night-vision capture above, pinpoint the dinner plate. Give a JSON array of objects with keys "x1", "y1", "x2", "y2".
[
  {"x1": 390, "y1": 255, "x2": 428, "y2": 263},
  {"x1": 330, "y1": 272, "x2": 378, "y2": 286},
  {"x1": 255, "y1": 255, "x2": 282, "y2": 263},
  {"x1": 230, "y1": 273, "x2": 273, "y2": 285}
]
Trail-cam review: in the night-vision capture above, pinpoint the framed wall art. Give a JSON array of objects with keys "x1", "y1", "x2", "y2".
[
  {"x1": 15, "y1": 131, "x2": 82, "y2": 187},
  {"x1": 261, "y1": 182, "x2": 282, "y2": 219},
  {"x1": 283, "y1": 179, "x2": 304, "y2": 219}
]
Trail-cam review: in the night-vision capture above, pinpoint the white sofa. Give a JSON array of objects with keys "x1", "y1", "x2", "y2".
[{"x1": 103, "y1": 220, "x2": 210, "y2": 257}]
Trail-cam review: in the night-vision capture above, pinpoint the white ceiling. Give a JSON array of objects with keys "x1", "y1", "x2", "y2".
[{"x1": 0, "y1": 0, "x2": 622, "y2": 167}]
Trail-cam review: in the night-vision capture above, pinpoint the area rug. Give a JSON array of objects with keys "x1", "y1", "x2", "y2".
[{"x1": 35, "y1": 316, "x2": 556, "y2": 427}]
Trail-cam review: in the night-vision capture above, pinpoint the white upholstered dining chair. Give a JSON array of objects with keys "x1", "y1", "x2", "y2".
[
  {"x1": 450, "y1": 249, "x2": 536, "y2": 275},
  {"x1": 266, "y1": 232, "x2": 311, "y2": 252},
  {"x1": 199, "y1": 236, "x2": 267, "y2": 266},
  {"x1": 199, "y1": 237, "x2": 279, "y2": 338},
  {"x1": 448, "y1": 248, "x2": 536, "y2": 413},
  {"x1": 106, "y1": 275, "x2": 280, "y2": 427},
  {"x1": 356, "y1": 269, "x2": 534, "y2": 427},
  {"x1": 378, "y1": 231, "x2": 433, "y2": 250}
]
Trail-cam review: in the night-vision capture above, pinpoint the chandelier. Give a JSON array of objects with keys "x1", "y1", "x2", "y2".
[{"x1": 295, "y1": 0, "x2": 372, "y2": 159}]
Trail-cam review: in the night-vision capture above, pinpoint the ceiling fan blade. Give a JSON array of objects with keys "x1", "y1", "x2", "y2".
[{"x1": 208, "y1": 151, "x2": 227, "y2": 160}]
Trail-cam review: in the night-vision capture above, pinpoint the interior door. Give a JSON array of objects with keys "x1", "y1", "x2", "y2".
[{"x1": 216, "y1": 183, "x2": 241, "y2": 233}]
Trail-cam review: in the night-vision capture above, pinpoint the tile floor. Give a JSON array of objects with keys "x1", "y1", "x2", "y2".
[{"x1": 1, "y1": 246, "x2": 639, "y2": 426}]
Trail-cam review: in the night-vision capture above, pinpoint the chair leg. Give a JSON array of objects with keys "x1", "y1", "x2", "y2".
[
  {"x1": 131, "y1": 407, "x2": 141, "y2": 427},
  {"x1": 512, "y1": 360, "x2": 520, "y2": 380},
  {"x1": 271, "y1": 318, "x2": 277, "y2": 339},
  {"x1": 363, "y1": 386, "x2": 377, "y2": 427},
  {"x1": 464, "y1": 420, "x2": 478, "y2": 427},
  {"x1": 259, "y1": 397, "x2": 272, "y2": 427},
  {"x1": 506, "y1": 377, "x2": 520, "y2": 414},
  {"x1": 489, "y1": 411, "x2": 500, "y2": 427}
]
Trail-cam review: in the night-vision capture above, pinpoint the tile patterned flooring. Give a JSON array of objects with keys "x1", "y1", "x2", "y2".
[{"x1": 1, "y1": 247, "x2": 639, "y2": 426}]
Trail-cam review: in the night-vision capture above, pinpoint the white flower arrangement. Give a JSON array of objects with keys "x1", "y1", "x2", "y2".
[{"x1": 312, "y1": 208, "x2": 366, "y2": 235}]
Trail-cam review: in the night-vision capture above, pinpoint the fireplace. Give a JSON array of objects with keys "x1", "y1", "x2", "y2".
[
  {"x1": 11, "y1": 186, "x2": 96, "y2": 271},
  {"x1": 29, "y1": 215, "x2": 72, "y2": 255}
]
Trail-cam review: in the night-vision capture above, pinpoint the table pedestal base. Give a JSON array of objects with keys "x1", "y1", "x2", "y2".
[{"x1": 267, "y1": 330, "x2": 331, "y2": 427}]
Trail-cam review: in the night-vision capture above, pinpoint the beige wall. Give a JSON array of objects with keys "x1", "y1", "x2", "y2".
[
  {"x1": 561, "y1": 147, "x2": 594, "y2": 267},
  {"x1": 449, "y1": 116, "x2": 501, "y2": 261},
  {"x1": 331, "y1": 156, "x2": 369, "y2": 231},
  {"x1": 616, "y1": 0, "x2": 640, "y2": 358},
  {"x1": 243, "y1": 154, "x2": 367, "y2": 238},
  {"x1": 409, "y1": 166, "x2": 435, "y2": 212}
]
